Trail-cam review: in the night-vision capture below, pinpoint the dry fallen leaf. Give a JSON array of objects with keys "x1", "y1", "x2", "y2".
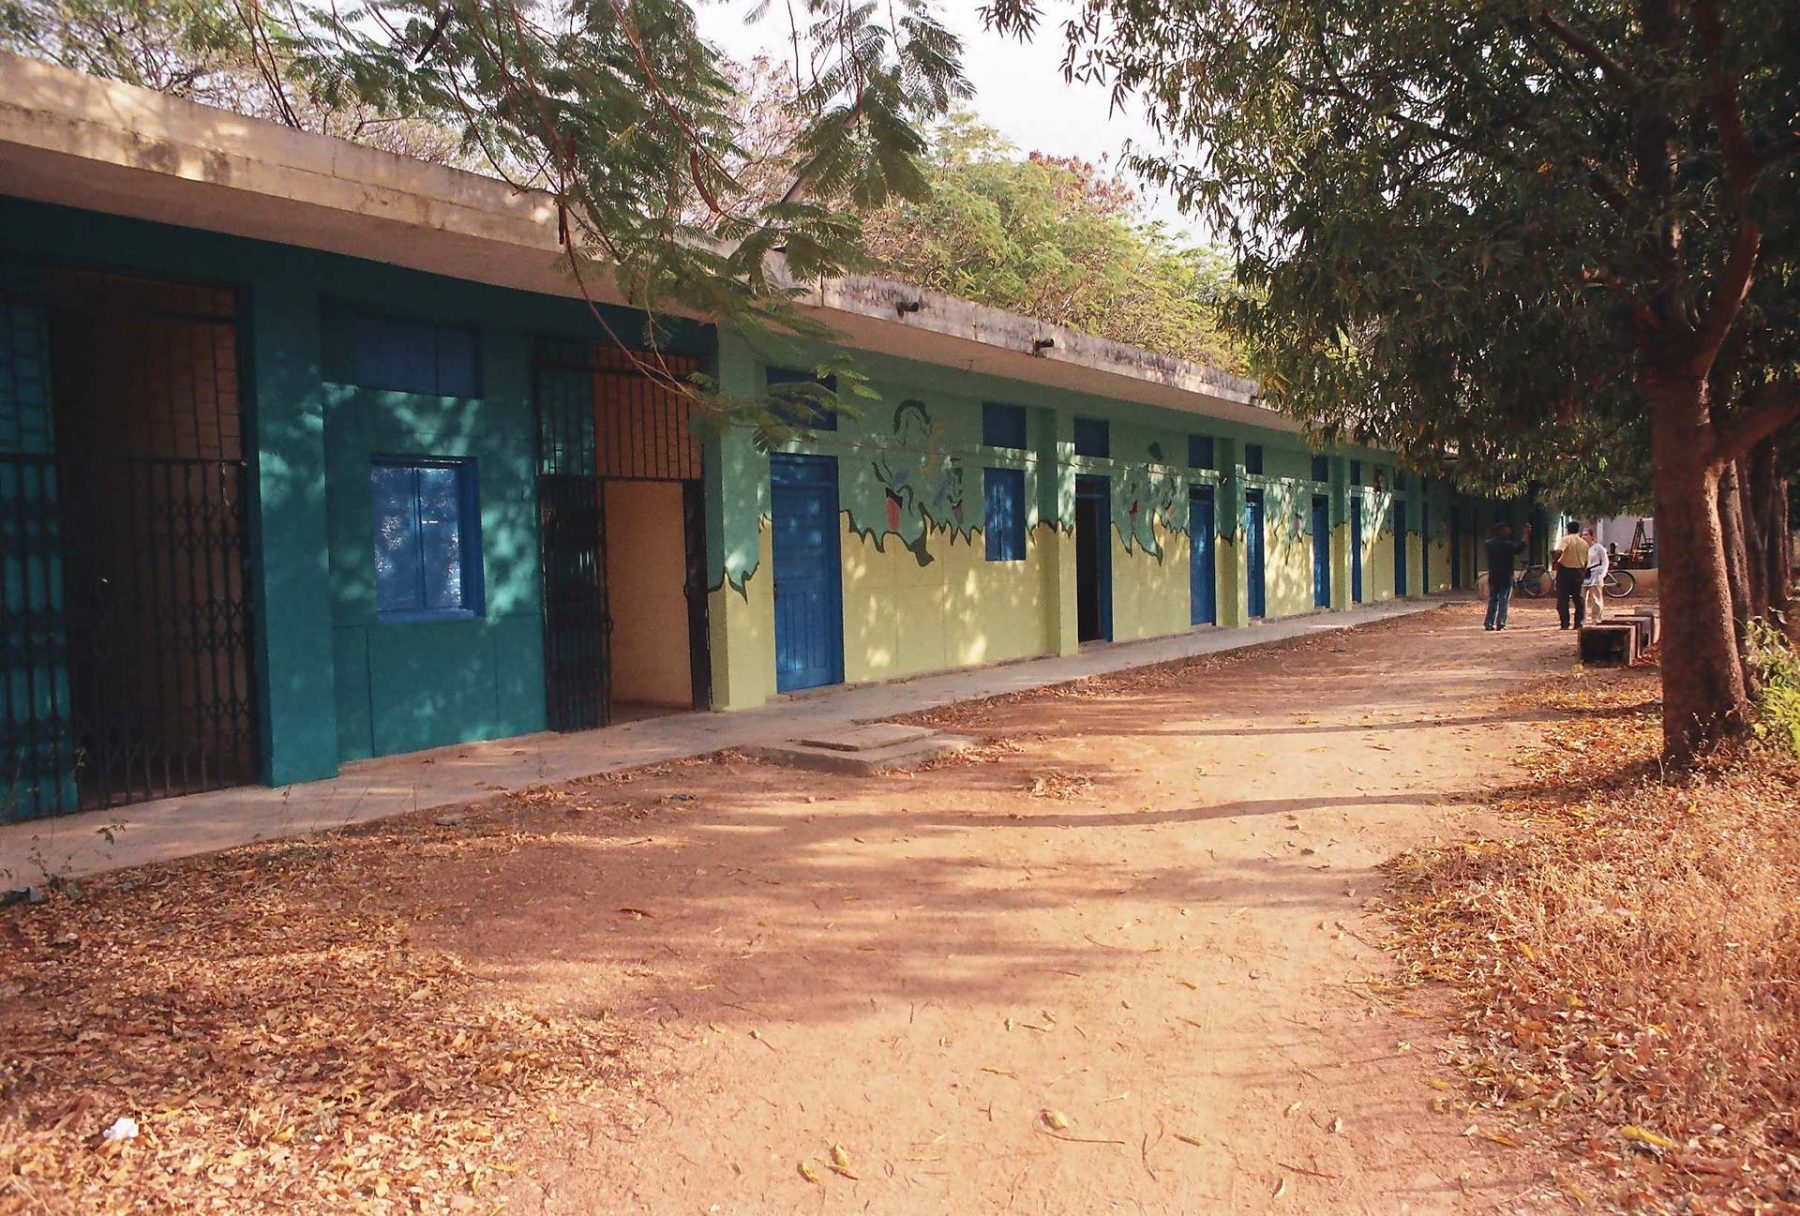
[
  {"x1": 1040, "y1": 1109, "x2": 1070, "y2": 1131},
  {"x1": 828, "y1": 1142, "x2": 859, "y2": 1179},
  {"x1": 798, "y1": 1160, "x2": 823, "y2": 1185}
]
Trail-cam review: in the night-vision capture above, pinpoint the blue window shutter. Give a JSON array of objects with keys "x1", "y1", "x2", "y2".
[
  {"x1": 371, "y1": 458, "x2": 482, "y2": 620},
  {"x1": 1073, "y1": 417, "x2": 1109, "y2": 458},
  {"x1": 435, "y1": 326, "x2": 479, "y2": 397},
  {"x1": 1188, "y1": 434, "x2": 1214, "y2": 470},
  {"x1": 372, "y1": 464, "x2": 422, "y2": 614},
  {"x1": 416, "y1": 465, "x2": 465, "y2": 611},
  {"x1": 982, "y1": 402, "x2": 1028, "y2": 449},
  {"x1": 985, "y1": 467, "x2": 1026, "y2": 561}
]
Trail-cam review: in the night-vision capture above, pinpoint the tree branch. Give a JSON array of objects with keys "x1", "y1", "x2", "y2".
[
  {"x1": 1533, "y1": 9, "x2": 1639, "y2": 92},
  {"x1": 1582, "y1": 265, "x2": 1661, "y2": 335},
  {"x1": 1692, "y1": 218, "x2": 1762, "y2": 370},
  {"x1": 1686, "y1": 0, "x2": 1757, "y2": 206},
  {"x1": 1714, "y1": 381, "x2": 1800, "y2": 465}
]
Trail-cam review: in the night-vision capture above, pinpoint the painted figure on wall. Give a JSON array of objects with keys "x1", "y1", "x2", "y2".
[
  {"x1": 1120, "y1": 443, "x2": 1186, "y2": 559},
  {"x1": 871, "y1": 399, "x2": 968, "y2": 566}
]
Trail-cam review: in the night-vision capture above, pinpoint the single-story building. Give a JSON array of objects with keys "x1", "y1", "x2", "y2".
[{"x1": 0, "y1": 52, "x2": 1502, "y2": 821}]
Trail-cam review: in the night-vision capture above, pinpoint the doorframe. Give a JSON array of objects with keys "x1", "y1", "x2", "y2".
[
  {"x1": 1244, "y1": 487, "x2": 1267, "y2": 619},
  {"x1": 1311, "y1": 493, "x2": 1331, "y2": 609},
  {"x1": 1188, "y1": 483, "x2": 1217, "y2": 626}
]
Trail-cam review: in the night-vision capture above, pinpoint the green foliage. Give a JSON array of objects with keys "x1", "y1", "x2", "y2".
[
  {"x1": 860, "y1": 115, "x2": 1241, "y2": 370},
  {"x1": 1747, "y1": 620, "x2": 1800, "y2": 759},
  {"x1": 981, "y1": 1, "x2": 1798, "y2": 488}
]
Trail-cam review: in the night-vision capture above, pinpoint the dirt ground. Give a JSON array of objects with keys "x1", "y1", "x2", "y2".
[
  {"x1": 425, "y1": 597, "x2": 1579, "y2": 1215},
  {"x1": 2, "y1": 595, "x2": 1603, "y2": 1215}
]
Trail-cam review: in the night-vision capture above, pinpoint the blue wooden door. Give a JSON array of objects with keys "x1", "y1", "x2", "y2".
[
  {"x1": 1421, "y1": 504, "x2": 1431, "y2": 593},
  {"x1": 1350, "y1": 498, "x2": 1363, "y2": 603},
  {"x1": 1244, "y1": 489, "x2": 1267, "y2": 618},
  {"x1": 770, "y1": 454, "x2": 844, "y2": 692},
  {"x1": 1311, "y1": 494, "x2": 1331, "y2": 608},
  {"x1": 1189, "y1": 486, "x2": 1216, "y2": 625},
  {"x1": 1392, "y1": 501, "x2": 1408, "y2": 597}
]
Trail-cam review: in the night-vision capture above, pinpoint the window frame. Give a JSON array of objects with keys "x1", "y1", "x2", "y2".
[
  {"x1": 982, "y1": 401, "x2": 1029, "y2": 450},
  {"x1": 370, "y1": 455, "x2": 485, "y2": 623},
  {"x1": 1188, "y1": 433, "x2": 1216, "y2": 471},
  {"x1": 1244, "y1": 443, "x2": 1265, "y2": 475},
  {"x1": 766, "y1": 366, "x2": 839, "y2": 431},
  {"x1": 1073, "y1": 416, "x2": 1110, "y2": 458},
  {"x1": 983, "y1": 466, "x2": 1028, "y2": 562},
  {"x1": 1311, "y1": 454, "x2": 1330, "y2": 483},
  {"x1": 350, "y1": 313, "x2": 481, "y2": 397}
]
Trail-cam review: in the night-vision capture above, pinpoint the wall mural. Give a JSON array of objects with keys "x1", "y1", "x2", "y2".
[
  {"x1": 869, "y1": 399, "x2": 970, "y2": 566},
  {"x1": 1117, "y1": 442, "x2": 1187, "y2": 559}
]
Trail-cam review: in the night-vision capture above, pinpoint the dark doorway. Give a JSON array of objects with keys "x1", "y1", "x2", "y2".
[
  {"x1": 1350, "y1": 498, "x2": 1364, "y2": 603},
  {"x1": 0, "y1": 267, "x2": 260, "y2": 817},
  {"x1": 1450, "y1": 506, "x2": 1463, "y2": 588},
  {"x1": 1311, "y1": 494, "x2": 1331, "y2": 608},
  {"x1": 533, "y1": 342, "x2": 709, "y2": 731},
  {"x1": 1244, "y1": 488, "x2": 1267, "y2": 619},
  {"x1": 1074, "y1": 475, "x2": 1113, "y2": 642},
  {"x1": 1393, "y1": 501, "x2": 1409, "y2": 597}
]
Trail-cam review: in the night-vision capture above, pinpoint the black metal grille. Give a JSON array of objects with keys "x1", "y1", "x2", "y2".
[
  {"x1": 538, "y1": 473, "x2": 609, "y2": 732},
  {"x1": 0, "y1": 266, "x2": 258, "y2": 819}
]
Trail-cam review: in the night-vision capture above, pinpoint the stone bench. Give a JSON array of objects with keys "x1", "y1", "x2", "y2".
[{"x1": 1579, "y1": 623, "x2": 1640, "y2": 666}]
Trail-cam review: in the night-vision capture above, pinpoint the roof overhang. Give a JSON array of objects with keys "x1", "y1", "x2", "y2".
[{"x1": 0, "y1": 51, "x2": 1285, "y2": 430}]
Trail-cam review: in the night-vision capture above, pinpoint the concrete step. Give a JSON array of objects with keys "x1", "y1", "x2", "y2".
[{"x1": 747, "y1": 732, "x2": 976, "y2": 774}]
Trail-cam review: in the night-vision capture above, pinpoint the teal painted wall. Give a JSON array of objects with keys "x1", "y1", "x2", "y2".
[{"x1": 0, "y1": 197, "x2": 706, "y2": 778}]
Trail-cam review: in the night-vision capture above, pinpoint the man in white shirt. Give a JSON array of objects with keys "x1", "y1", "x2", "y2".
[{"x1": 1582, "y1": 528, "x2": 1608, "y2": 624}]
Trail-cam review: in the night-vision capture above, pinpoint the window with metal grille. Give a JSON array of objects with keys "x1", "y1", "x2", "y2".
[
  {"x1": 1311, "y1": 454, "x2": 1330, "y2": 482},
  {"x1": 983, "y1": 401, "x2": 1028, "y2": 449},
  {"x1": 352, "y1": 314, "x2": 479, "y2": 397},
  {"x1": 1073, "y1": 416, "x2": 1109, "y2": 458},
  {"x1": 984, "y1": 467, "x2": 1027, "y2": 561},
  {"x1": 1188, "y1": 434, "x2": 1215, "y2": 470},
  {"x1": 766, "y1": 366, "x2": 838, "y2": 431},
  {"x1": 1244, "y1": 443, "x2": 1264, "y2": 475},
  {"x1": 372, "y1": 458, "x2": 483, "y2": 621}
]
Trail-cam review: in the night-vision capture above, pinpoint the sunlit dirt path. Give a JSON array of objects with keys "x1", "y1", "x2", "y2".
[{"x1": 453, "y1": 600, "x2": 1574, "y2": 1215}]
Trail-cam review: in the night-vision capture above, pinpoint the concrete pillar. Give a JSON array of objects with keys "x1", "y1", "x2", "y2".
[
  {"x1": 1038, "y1": 407, "x2": 1079, "y2": 656},
  {"x1": 1215, "y1": 437, "x2": 1246, "y2": 627},
  {"x1": 704, "y1": 330, "x2": 775, "y2": 710},
  {"x1": 248, "y1": 276, "x2": 339, "y2": 785}
]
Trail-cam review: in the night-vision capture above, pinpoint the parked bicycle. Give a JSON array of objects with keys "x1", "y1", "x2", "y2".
[
  {"x1": 1515, "y1": 563, "x2": 1636, "y2": 598},
  {"x1": 1514, "y1": 565, "x2": 1551, "y2": 597}
]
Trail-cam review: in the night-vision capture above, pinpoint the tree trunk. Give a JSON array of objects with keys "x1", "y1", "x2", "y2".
[
  {"x1": 1648, "y1": 375, "x2": 1752, "y2": 761},
  {"x1": 1745, "y1": 440, "x2": 1791, "y2": 635},
  {"x1": 1718, "y1": 457, "x2": 1755, "y2": 691},
  {"x1": 1772, "y1": 469, "x2": 1795, "y2": 643},
  {"x1": 1736, "y1": 446, "x2": 1770, "y2": 620}
]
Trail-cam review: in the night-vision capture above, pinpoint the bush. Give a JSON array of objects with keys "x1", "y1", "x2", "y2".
[{"x1": 1747, "y1": 618, "x2": 1800, "y2": 758}]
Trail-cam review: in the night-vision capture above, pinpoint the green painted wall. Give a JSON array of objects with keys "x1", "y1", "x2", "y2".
[{"x1": 3, "y1": 196, "x2": 1513, "y2": 786}]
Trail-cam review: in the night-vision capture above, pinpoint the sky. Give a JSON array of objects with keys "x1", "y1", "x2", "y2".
[{"x1": 689, "y1": 2, "x2": 1204, "y2": 242}]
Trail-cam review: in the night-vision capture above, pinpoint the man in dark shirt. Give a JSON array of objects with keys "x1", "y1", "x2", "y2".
[{"x1": 1484, "y1": 522, "x2": 1531, "y2": 630}]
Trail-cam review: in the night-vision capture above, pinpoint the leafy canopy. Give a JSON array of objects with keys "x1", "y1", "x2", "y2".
[{"x1": 860, "y1": 115, "x2": 1241, "y2": 371}]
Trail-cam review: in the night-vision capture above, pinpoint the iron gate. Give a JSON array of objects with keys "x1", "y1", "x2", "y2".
[
  {"x1": 1, "y1": 266, "x2": 258, "y2": 818},
  {"x1": 533, "y1": 341, "x2": 706, "y2": 732}
]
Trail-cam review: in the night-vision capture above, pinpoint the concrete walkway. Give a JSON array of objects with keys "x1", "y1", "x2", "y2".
[{"x1": 0, "y1": 599, "x2": 1447, "y2": 883}]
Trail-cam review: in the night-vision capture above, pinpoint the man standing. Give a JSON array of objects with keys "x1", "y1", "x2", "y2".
[
  {"x1": 1553, "y1": 522, "x2": 1591, "y2": 629},
  {"x1": 1483, "y1": 521, "x2": 1530, "y2": 630},
  {"x1": 1582, "y1": 527, "x2": 1609, "y2": 624}
]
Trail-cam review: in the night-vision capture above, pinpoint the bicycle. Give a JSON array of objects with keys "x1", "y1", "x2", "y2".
[
  {"x1": 1513, "y1": 565, "x2": 1551, "y2": 597},
  {"x1": 1602, "y1": 567, "x2": 1637, "y2": 598}
]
